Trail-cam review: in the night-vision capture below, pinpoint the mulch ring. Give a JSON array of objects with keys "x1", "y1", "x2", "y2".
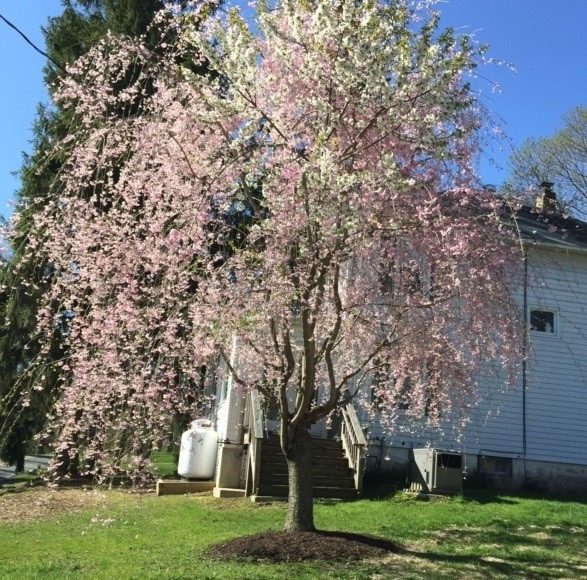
[{"x1": 208, "y1": 530, "x2": 404, "y2": 563}]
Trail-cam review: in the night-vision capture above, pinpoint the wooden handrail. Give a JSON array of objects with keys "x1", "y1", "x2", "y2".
[
  {"x1": 249, "y1": 389, "x2": 264, "y2": 440},
  {"x1": 343, "y1": 403, "x2": 367, "y2": 446},
  {"x1": 341, "y1": 403, "x2": 367, "y2": 496},
  {"x1": 244, "y1": 389, "x2": 264, "y2": 496}
]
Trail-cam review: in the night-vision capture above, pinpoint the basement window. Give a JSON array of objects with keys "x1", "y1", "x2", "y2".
[
  {"x1": 530, "y1": 310, "x2": 556, "y2": 333},
  {"x1": 479, "y1": 455, "x2": 513, "y2": 477}
]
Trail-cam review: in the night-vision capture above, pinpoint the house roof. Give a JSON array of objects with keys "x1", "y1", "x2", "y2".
[{"x1": 514, "y1": 205, "x2": 587, "y2": 253}]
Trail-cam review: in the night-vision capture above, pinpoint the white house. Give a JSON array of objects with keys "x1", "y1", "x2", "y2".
[{"x1": 212, "y1": 183, "x2": 587, "y2": 498}]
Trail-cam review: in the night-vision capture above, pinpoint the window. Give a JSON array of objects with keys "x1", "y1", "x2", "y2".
[
  {"x1": 378, "y1": 270, "x2": 394, "y2": 294},
  {"x1": 377, "y1": 263, "x2": 424, "y2": 297},
  {"x1": 395, "y1": 377, "x2": 412, "y2": 411},
  {"x1": 370, "y1": 361, "x2": 391, "y2": 408},
  {"x1": 530, "y1": 309, "x2": 556, "y2": 333},
  {"x1": 370, "y1": 364, "x2": 411, "y2": 411}
]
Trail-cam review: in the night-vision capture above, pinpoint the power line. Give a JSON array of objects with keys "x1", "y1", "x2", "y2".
[{"x1": 0, "y1": 13, "x2": 65, "y2": 72}]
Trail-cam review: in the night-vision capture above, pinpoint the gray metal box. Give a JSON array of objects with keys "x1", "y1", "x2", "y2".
[{"x1": 409, "y1": 448, "x2": 463, "y2": 493}]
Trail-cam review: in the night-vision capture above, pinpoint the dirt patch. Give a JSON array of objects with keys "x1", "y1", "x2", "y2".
[
  {"x1": 0, "y1": 487, "x2": 109, "y2": 523},
  {"x1": 208, "y1": 530, "x2": 403, "y2": 563}
]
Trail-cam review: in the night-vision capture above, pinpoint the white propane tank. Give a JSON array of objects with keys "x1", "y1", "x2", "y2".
[{"x1": 177, "y1": 419, "x2": 219, "y2": 479}]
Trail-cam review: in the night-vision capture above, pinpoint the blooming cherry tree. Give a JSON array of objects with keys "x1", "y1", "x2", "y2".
[{"x1": 25, "y1": 0, "x2": 522, "y2": 530}]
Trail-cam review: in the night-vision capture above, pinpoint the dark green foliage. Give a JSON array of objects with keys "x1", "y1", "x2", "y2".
[
  {"x1": 0, "y1": 105, "x2": 66, "y2": 470},
  {"x1": 43, "y1": 0, "x2": 165, "y2": 88}
]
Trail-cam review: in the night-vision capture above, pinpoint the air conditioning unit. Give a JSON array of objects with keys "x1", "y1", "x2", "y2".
[{"x1": 409, "y1": 448, "x2": 463, "y2": 493}]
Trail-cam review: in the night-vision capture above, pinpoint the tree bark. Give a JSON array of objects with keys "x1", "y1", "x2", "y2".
[
  {"x1": 7, "y1": 430, "x2": 26, "y2": 473},
  {"x1": 283, "y1": 426, "x2": 315, "y2": 532},
  {"x1": 14, "y1": 449, "x2": 25, "y2": 474}
]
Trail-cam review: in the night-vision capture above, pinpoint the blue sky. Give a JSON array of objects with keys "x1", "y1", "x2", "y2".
[
  {"x1": 0, "y1": 1, "x2": 63, "y2": 218},
  {"x1": 0, "y1": 0, "x2": 586, "y2": 218}
]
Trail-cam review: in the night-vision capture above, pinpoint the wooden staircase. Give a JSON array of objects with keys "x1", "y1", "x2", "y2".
[
  {"x1": 256, "y1": 435, "x2": 358, "y2": 500},
  {"x1": 243, "y1": 390, "x2": 367, "y2": 501}
]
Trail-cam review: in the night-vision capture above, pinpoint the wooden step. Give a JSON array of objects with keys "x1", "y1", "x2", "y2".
[
  {"x1": 259, "y1": 436, "x2": 357, "y2": 500},
  {"x1": 311, "y1": 440, "x2": 345, "y2": 450},
  {"x1": 261, "y1": 451, "x2": 349, "y2": 470},
  {"x1": 260, "y1": 464, "x2": 354, "y2": 478},
  {"x1": 261, "y1": 446, "x2": 346, "y2": 458},
  {"x1": 213, "y1": 487, "x2": 247, "y2": 498},
  {"x1": 261, "y1": 446, "x2": 348, "y2": 459},
  {"x1": 261, "y1": 453, "x2": 350, "y2": 470},
  {"x1": 260, "y1": 474, "x2": 356, "y2": 489},
  {"x1": 156, "y1": 480, "x2": 214, "y2": 496},
  {"x1": 258, "y1": 484, "x2": 358, "y2": 500},
  {"x1": 263, "y1": 437, "x2": 343, "y2": 451}
]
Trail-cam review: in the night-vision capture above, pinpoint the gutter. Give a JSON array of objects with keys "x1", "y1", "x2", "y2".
[{"x1": 523, "y1": 239, "x2": 587, "y2": 256}]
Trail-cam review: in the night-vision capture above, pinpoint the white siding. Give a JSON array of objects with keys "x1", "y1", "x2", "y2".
[
  {"x1": 463, "y1": 379, "x2": 524, "y2": 457},
  {"x1": 524, "y1": 247, "x2": 587, "y2": 465},
  {"x1": 370, "y1": 245, "x2": 587, "y2": 467},
  {"x1": 366, "y1": 381, "x2": 525, "y2": 458}
]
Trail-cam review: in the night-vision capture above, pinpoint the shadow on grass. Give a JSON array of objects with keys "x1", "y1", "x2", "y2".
[
  {"x1": 406, "y1": 548, "x2": 564, "y2": 578},
  {"x1": 0, "y1": 471, "x2": 44, "y2": 496},
  {"x1": 461, "y1": 486, "x2": 587, "y2": 505},
  {"x1": 407, "y1": 521, "x2": 587, "y2": 578},
  {"x1": 329, "y1": 524, "x2": 584, "y2": 576},
  {"x1": 361, "y1": 471, "x2": 408, "y2": 500},
  {"x1": 362, "y1": 481, "x2": 518, "y2": 505},
  {"x1": 362, "y1": 472, "x2": 587, "y2": 506},
  {"x1": 460, "y1": 488, "x2": 519, "y2": 504}
]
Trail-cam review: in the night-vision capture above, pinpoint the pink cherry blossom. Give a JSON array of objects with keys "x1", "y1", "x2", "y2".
[{"x1": 17, "y1": 0, "x2": 522, "y2": 499}]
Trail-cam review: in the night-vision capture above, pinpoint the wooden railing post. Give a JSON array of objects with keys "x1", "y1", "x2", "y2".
[
  {"x1": 340, "y1": 403, "x2": 367, "y2": 496},
  {"x1": 244, "y1": 389, "x2": 264, "y2": 497}
]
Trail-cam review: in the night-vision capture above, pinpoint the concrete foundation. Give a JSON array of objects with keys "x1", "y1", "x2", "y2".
[
  {"x1": 156, "y1": 479, "x2": 214, "y2": 496},
  {"x1": 520, "y1": 459, "x2": 587, "y2": 493},
  {"x1": 212, "y1": 487, "x2": 247, "y2": 498},
  {"x1": 215, "y1": 443, "x2": 245, "y2": 490},
  {"x1": 371, "y1": 442, "x2": 587, "y2": 495}
]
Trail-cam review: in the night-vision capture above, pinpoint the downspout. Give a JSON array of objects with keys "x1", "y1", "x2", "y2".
[
  {"x1": 522, "y1": 249, "x2": 529, "y2": 484},
  {"x1": 477, "y1": 247, "x2": 530, "y2": 485}
]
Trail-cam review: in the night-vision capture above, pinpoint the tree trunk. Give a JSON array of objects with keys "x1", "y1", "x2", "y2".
[
  {"x1": 284, "y1": 426, "x2": 315, "y2": 532},
  {"x1": 1, "y1": 427, "x2": 26, "y2": 473},
  {"x1": 14, "y1": 450, "x2": 25, "y2": 474}
]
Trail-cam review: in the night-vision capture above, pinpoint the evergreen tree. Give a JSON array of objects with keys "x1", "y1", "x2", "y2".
[{"x1": 0, "y1": 0, "x2": 165, "y2": 472}]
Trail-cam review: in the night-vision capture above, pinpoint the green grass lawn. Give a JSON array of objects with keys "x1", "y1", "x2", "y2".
[{"x1": 0, "y1": 486, "x2": 586, "y2": 579}]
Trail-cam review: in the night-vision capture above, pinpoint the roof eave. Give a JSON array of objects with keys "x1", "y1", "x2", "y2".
[{"x1": 523, "y1": 239, "x2": 587, "y2": 256}]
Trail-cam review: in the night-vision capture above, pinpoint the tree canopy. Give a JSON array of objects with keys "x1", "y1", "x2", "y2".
[
  {"x1": 504, "y1": 106, "x2": 587, "y2": 216},
  {"x1": 21, "y1": 0, "x2": 522, "y2": 530}
]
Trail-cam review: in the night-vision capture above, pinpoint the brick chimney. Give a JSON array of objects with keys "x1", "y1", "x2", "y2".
[{"x1": 534, "y1": 181, "x2": 559, "y2": 214}]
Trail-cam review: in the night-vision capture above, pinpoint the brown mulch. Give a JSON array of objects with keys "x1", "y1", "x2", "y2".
[{"x1": 208, "y1": 530, "x2": 404, "y2": 563}]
